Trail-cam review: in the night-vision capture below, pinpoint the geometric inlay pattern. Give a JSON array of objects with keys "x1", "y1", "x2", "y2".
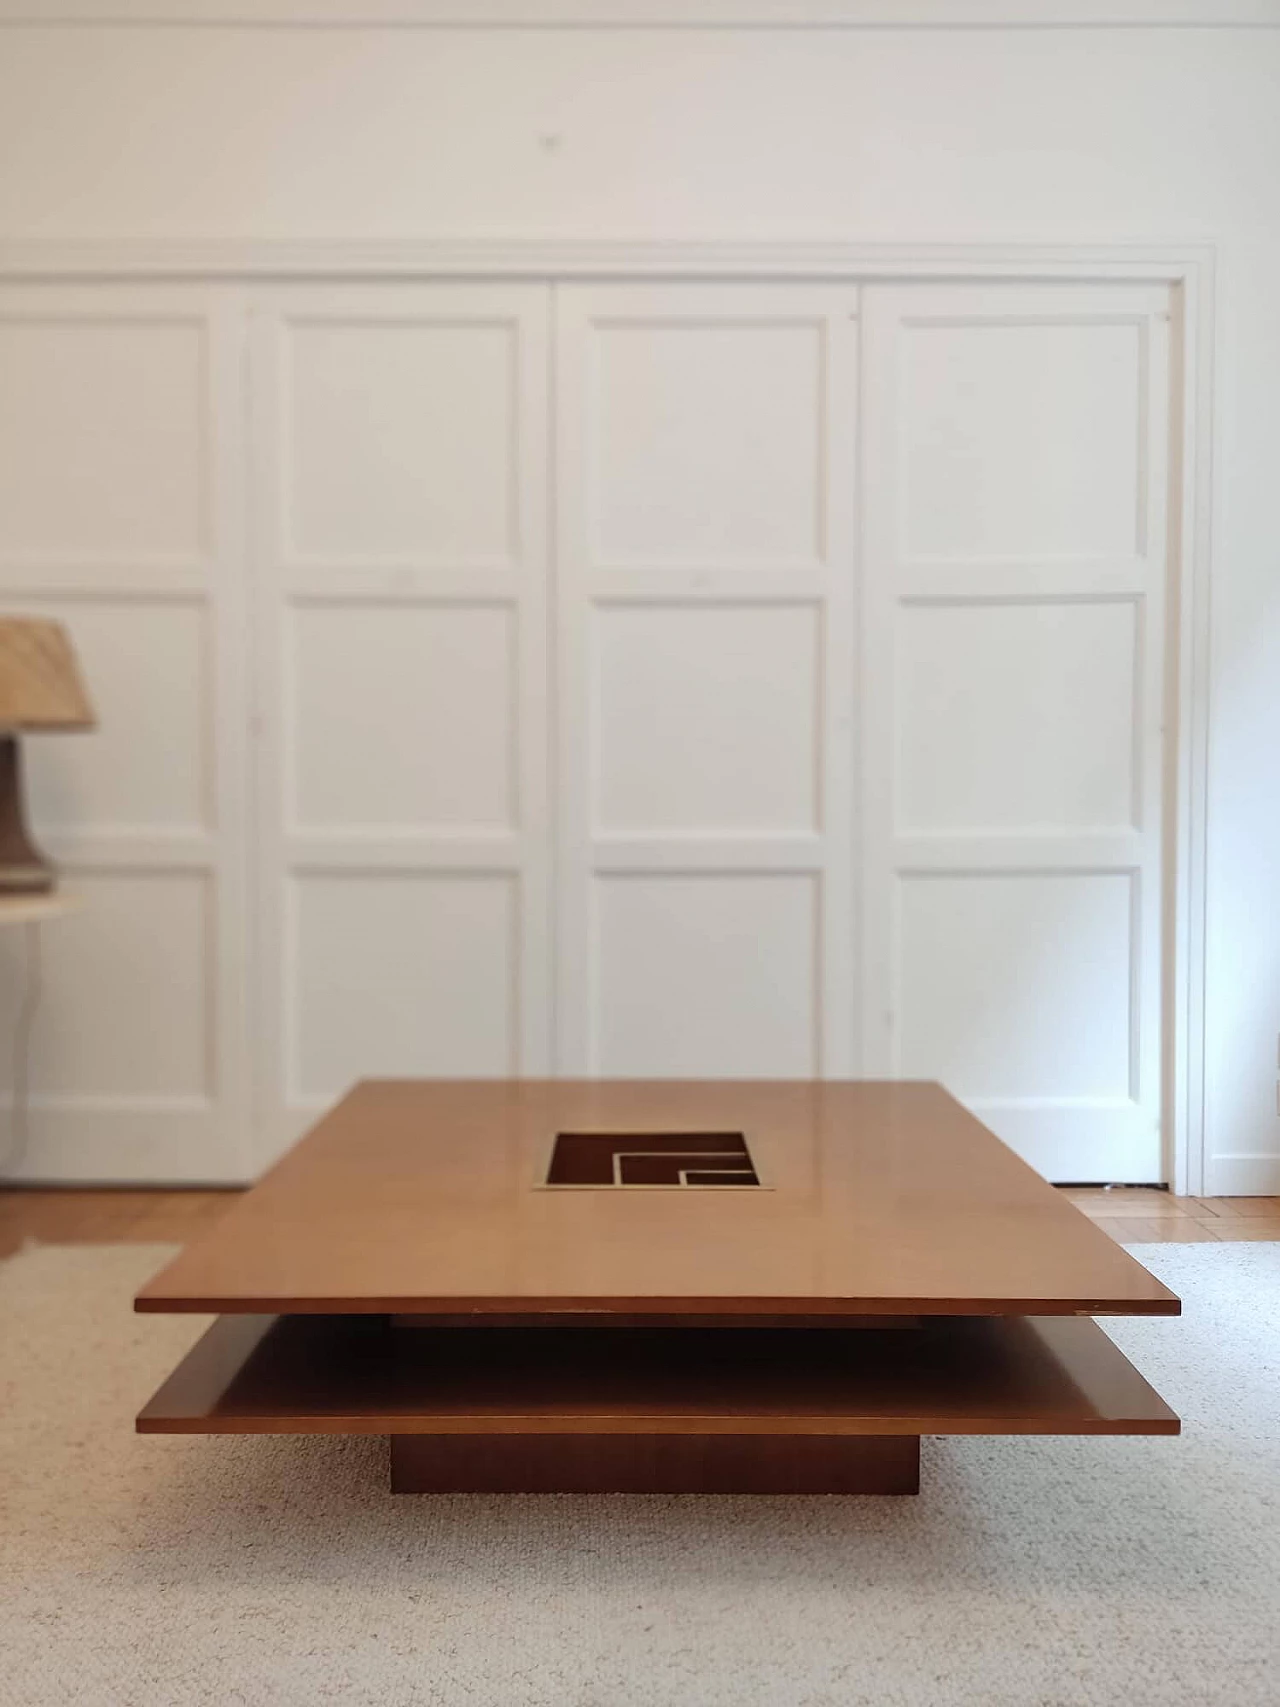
[{"x1": 546, "y1": 1131, "x2": 760, "y2": 1188}]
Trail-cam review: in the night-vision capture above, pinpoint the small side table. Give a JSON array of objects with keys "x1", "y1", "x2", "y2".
[
  {"x1": 0, "y1": 891, "x2": 80, "y2": 1176},
  {"x1": 0, "y1": 891, "x2": 81, "y2": 928}
]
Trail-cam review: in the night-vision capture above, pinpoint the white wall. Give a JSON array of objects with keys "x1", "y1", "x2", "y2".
[{"x1": 0, "y1": 10, "x2": 1277, "y2": 1190}]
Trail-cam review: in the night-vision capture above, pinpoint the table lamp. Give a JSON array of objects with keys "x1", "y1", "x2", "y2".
[{"x1": 0, "y1": 618, "x2": 95, "y2": 894}]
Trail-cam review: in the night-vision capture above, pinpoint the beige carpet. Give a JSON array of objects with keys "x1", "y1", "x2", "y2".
[{"x1": 1, "y1": 1241, "x2": 1277, "y2": 1707}]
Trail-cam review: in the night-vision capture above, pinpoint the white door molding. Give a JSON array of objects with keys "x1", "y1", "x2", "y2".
[
  {"x1": 554, "y1": 280, "x2": 860, "y2": 1079},
  {"x1": 859, "y1": 280, "x2": 1175, "y2": 1184},
  {"x1": 0, "y1": 237, "x2": 1218, "y2": 287},
  {"x1": 246, "y1": 281, "x2": 552, "y2": 1169},
  {"x1": 0, "y1": 283, "x2": 253, "y2": 1183},
  {"x1": 0, "y1": 241, "x2": 1210, "y2": 1192},
  {"x1": 0, "y1": 3, "x2": 1272, "y2": 27}
]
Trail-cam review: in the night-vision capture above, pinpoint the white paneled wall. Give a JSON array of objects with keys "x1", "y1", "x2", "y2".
[
  {"x1": 0, "y1": 285, "x2": 250, "y2": 1180},
  {"x1": 860, "y1": 284, "x2": 1170, "y2": 1182},
  {"x1": 554, "y1": 283, "x2": 858, "y2": 1080},
  {"x1": 0, "y1": 273, "x2": 1176, "y2": 1182},
  {"x1": 248, "y1": 285, "x2": 550, "y2": 1157}
]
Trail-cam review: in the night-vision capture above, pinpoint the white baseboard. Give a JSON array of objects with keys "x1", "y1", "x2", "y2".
[
  {"x1": 0, "y1": 1103, "x2": 251, "y2": 1186},
  {"x1": 1204, "y1": 1154, "x2": 1280, "y2": 1197}
]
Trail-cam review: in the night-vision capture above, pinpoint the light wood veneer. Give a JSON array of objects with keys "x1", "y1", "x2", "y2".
[
  {"x1": 135, "y1": 1080, "x2": 1179, "y2": 1318},
  {"x1": 132, "y1": 1080, "x2": 1183, "y2": 1495}
]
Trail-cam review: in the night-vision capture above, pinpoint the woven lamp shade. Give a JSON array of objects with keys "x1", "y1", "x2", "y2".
[{"x1": 0, "y1": 619, "x2": 95, "y2": 731}]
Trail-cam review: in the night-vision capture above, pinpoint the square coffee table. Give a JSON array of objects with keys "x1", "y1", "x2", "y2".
[{"x1": 137, "y1": 1081, "x2": 1179, "y2": 1495}]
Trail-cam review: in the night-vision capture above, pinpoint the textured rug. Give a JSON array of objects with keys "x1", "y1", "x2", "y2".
[{"x1": 1, "y1": 1242, "x2": 1277, "y2": 1707}]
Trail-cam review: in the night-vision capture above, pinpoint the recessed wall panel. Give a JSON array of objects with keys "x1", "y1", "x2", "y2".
[
  {"x1": 900, "y1": 319, "x2": 1143, "y2": 562},
  {"x1": 593, "y1": 874, "x2": 817, "y2": 1077},
  {"x1": 21, "y1": 602, "x2": 209, "y2": 833},
  {"x1": 592, "y1": 321, "x2": 824, "y2": 565},
  {"x1": 896, "y1": 872, "x2": 1134, "y2": 1100},
  {"x1": 0, "y1": 317, "x2": 205, "y2": 561},
  {"x1": 292, "y1": 874, "x2": 515, "y2": 1099},
  {"x1": 594, "y1": 604, "x2": 820, "y2": 833},
  {"x1": 896, "y1": 601, "x2": 1138, "y2": 833},
  {"x1": 289, "y1": 605, "x2": 514, "y2": 831},
  {"x1": 283, "y1": 320, "x2": 515, "y2": 563}
]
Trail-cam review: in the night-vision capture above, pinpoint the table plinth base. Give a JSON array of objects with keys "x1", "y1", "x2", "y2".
[{"x1": 389, "y1": 1431, "x2": 921, "y2": 1495}]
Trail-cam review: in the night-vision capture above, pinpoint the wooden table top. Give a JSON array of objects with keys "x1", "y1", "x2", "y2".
[{"x1": 136, "y1": 1080, "x2": 1180, "y2": 1319}]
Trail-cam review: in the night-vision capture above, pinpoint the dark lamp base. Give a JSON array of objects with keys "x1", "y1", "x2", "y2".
[{"x1": 0, "y1": 735, "x2": 55, "y2": 895}]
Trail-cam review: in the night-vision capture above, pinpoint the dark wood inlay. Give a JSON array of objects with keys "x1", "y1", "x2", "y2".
[{"x1": 545, "y1": 1129, "x2": 759, "y2": 1187}]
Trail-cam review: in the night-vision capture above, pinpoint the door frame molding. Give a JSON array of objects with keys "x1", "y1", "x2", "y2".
[
  {"x1": 0, "y1": 239, "x2": 1213, "y2": 1192},
  {"x1": 0, "y1": 3, "x2": 1270, "y2": 26}
]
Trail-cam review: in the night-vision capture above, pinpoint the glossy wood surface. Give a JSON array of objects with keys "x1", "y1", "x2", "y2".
[
  {"x1": 6, "y1": 1183, "x2": 1273, "y2": 1263},
  {"x1": 389, "y1": 1432, "x2": 922, "y2": 1494},
  {"x1": 136, "y1": 1082, "x2": 1180, "y2": 1317},
  {"x1": 136, "y1": 1312, "x2": 1179, "y2": 1438}
]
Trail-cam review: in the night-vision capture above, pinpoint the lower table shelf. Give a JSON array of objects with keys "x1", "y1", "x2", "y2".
[{"x1": 137, "y1": 1312, "x2": 1177, "y2": 1491}]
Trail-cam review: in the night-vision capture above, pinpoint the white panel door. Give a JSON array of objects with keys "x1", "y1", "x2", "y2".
[
  {"x1": 0, "y1": 285, "x2": 250, "y2": 1181},
  {"x1": 250, "y1": 284, "x2": 550, "y2": 1164},
  {"x1": 556, "y1": 283, "x2": 859, "y2": 1077},
  {"x1": 860, "y1": 283, "x2": 1172, "y2": 1182}
]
